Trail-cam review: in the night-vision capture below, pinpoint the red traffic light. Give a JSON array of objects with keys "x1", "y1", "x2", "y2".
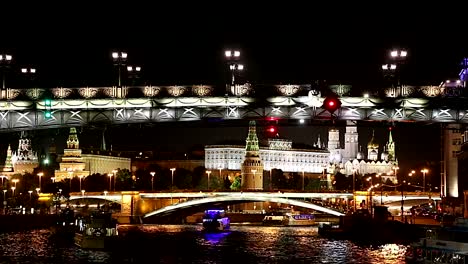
[
  {"x1": 322, "y1": 95, "x2": 342, "y2": 113},
  {"x1": 268, "y1": 126, "x2": 276, "y2": 133}
]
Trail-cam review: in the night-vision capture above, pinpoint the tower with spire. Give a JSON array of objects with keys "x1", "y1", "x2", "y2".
[
  {"x1": 54, "y1": 127, "x2": 90, "y2": 182},
  {"x1": 241, "y1": 121, "x2": 264, "y2": 190},
  {"x1": 12, "y1": 131, "x2": 39, "y2": 173},
  {"x1": 343, "y1": 121, "x2": 359, "y2": 161},
  {"x1": 386, "y1": 127, "x2": 396, "y2": 161},
  {"x1": 367, "y1": 130, "x2": 379, "y2": 161},
  {"x1": 3, "y1": 145, "x2": 13, "y2": 172}
]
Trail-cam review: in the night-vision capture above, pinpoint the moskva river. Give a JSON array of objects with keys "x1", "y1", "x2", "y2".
[{"x1": 0, "y1": 225, "x2": 408, "y2": 263}]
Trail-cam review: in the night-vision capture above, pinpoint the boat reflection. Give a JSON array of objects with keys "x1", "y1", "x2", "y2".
[{"x1": 203, "y1": 231, "x2": 231, "y2": 244}]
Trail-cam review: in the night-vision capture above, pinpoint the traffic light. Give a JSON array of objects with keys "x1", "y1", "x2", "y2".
[{"x1": 322, "y1": 94, "x2": 342, "y2": 113}]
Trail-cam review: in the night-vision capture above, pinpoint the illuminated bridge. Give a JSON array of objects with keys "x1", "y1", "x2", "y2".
[
  {"x1": 1, "y1": 84, "x2": 467, "y2": 131},
  {"x1": 67, "y1": 191, "x2": 440, "y2": 219}
]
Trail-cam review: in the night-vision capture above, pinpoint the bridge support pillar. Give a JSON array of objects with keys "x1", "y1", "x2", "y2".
[{"x1": 115, "y1": 191, "x2": 140, "y2": 224}]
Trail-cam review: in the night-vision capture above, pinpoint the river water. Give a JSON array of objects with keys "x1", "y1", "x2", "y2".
[{"x1": 0, "y1": 225, "x2": 408, "y2": 263}]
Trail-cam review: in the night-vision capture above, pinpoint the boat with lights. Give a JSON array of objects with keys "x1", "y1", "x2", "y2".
[
  {"x1": 405, "y1": 217, "x2": 468, "y2": 263},
  {"x1": 202, "y1": 209, "x2": 230, "y2": 232},
  {"x1": 263, "y1": 211, "x2": 315, "y2": 226}
]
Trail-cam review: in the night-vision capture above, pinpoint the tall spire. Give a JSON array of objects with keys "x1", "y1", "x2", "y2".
[
  {"x1": 67, "y1": 127, "x2": 80, "y2": 149},
  {"x1": 316, "y1": 134, "x2": 322, "y2": 149},
  {"x1": 245, "y1": 120, "x2": 259, "y2": 155},
  {"x1": 386, "y1": 127, "x2": 396, "y2": 161},
  {"x1": 4, "y1": 144, "x2": 13, "y2": 170}
]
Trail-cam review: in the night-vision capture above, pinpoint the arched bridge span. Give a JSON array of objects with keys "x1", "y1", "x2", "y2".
[{"x1": 144, "y1": 194, "x2": 346, "y2": 219}]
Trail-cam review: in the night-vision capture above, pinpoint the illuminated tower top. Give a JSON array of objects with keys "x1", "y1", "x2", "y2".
[
  {"x1": 245, "y1": 120, "x2": 260, "y2": 155},
  {"x1": 3, "y1": 144, "x2": 13, "y2": 171},
  {"x1": 386, "y1": 128, "x2": 396, "y2": 161},
  {"x1": 67, "y1": 127, "x2": 79, "y2": 149}
]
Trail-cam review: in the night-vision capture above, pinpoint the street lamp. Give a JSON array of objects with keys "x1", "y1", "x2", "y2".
[
  {"x1": 11, "y1": 186, "x2": 15, "y2": 196},
  {"x1": 28, "y1": 190, "x2": 32, "y2": 200},
  {"x1": 269, "y1": 168, "x2": 273, "y2": 190},
  {"x1": 224, "y1": 49, "x2": 242, "y2": 87},
  {"x1": 0, "y1": 53, "x2": 13, "y2": 90},
  {"x1": 79, "y1": 175, "x2": 83, "y2": 192},
  {"x1": 421, "y1": 169, "x2": 429, "y2": 193},
  {"x1": 37, "y1": 172, "x2": 43, "y2": 192},
  {"x1": 126, "y1": 65, "x2": 141, "y2": 86},
  {"x1": 20, "y1": 67, "x2": 37, "y2": 82},
  {"x1": 12, "y1": 179, "x2": 19, "y2": 188},
  {"x1": 112, "y1": 170, "x2": 118, "y2": 191},
  {"x1": 150, "y1": 171, "x2": 155, "y2": 191},
  {"x1": 107, "y1": 173, "x2": 113, "y2": 192},
  {"x1": 81, "y1": 190, "x2": 85, "y2": 196},
  {"x1": 51, "y1": 177, "x2": 55, "y2": 183},
  {"x1": 301, "y1": 169, "x2": 305, "y2": 191},
  {"x1": 251, "y1": 169, "x2": 257, "y2": 190},
  {"x1": 111, "y1": 51, "x2": 128, "y2": 87},
  {"x1": 170, "y1": 168, "x2": 176, "y2": 191},
  {"x1": 2, "y1": 189, "x2": 6, "y2": 214},
  {"x1": 376, "y1": 173, "x2": 383, "y2": 205},
  {"x1": 170, "y1": 168, "x2": 176, "y2": 204},
  {"x1": 352, "y1": 169, "x2": 356, "y2": 211},
  {"x1": 0, "y1": 175, "x2": 7, "y2": 187},
  {"x1": 218, "y1": 167, "x2": 223, "y2": 180},
  {"x1": 206, "y1": 170, "x2": 212, "y2": 190}
]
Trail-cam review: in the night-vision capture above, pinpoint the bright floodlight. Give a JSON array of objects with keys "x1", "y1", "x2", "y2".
[
  {"x1": 456, "y1": 80, "x2": 461, "y2": 84},
  {"x1": 136, "y1": 66, "x2": 141, "y2": 71},
  {"x1": 299, "y1": 119, "x2": 305, "y2": 124},
  {"x1": 127, "y1": 66, "x2": 132, "y2": 71},
  {"x1": 390, "y1": 64, "x2": 397, "y2": 70},
  {"x1": 6, "y1": 55, "x2": 12, "y2": 60},
  {"x1": 21, "y1": 68, "x2": 27, "y2": 73},
  {"x1": 363, "y1": 93, "x2": 369, "y2": 98},
  {"x1": 446, "y1": 80, "x2": 450, "y2": 83},
  {"x1": 121, "y1": 52, "x2": 128, "y2": 59},
  {"x1": 30, "y1": 68, "x2": 36, "y2": 73},
  {"x1": 234, "y1": 51, "x2": 240, "y2": 57},
  {"x1": 382, "y1": 64, "x2": 388, "y2": 70},
  {"x1": 230, "y1": 64, "x2": 235, "y2": 70},
  {"x1": 112, "y1": 52, "x2": 118, "y2": 58},
  {"x1": 225, "y1": 50, "x2": 232, "y2": 57},
  {"x1": 400, "y1": 50, "x2": 407, "y2": 57},
  {"x1": 390, "y1": 50, "x2": 398, "y2": 57},
  {"x1": 238, "y1": 64, "x2": 244, "y2": 70}
]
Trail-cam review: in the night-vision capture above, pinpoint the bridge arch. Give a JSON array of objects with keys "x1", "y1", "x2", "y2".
[
  {"x1": 68, "y1": 195, "x2": 122, "y2": 204},
  {"x1": 144, "y1": 194, "x2": 345, "y2": 218}
]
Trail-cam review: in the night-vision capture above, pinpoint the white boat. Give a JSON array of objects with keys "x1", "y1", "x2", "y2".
[
  {"x1": 263, "y1": 212, "x2": 315, "y2": 226},
  {"x1": 202, "y1": 209, "x2": 230, "y2": 232},
  {"x1": 406, "y1": 217, "x2": 468, "y2": 263}
]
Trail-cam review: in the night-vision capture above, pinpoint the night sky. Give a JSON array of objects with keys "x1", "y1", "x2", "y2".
[{"x1": 1, "y1": 9, "x2": 466, "y2": 185}]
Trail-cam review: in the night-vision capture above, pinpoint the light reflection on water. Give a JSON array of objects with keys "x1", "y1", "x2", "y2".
[{"x1": 0, "y1": 225, "x2": 408, "y2": 263}]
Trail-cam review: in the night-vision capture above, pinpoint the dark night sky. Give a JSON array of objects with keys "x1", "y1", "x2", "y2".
[{"x1": 1, "y1": 8, "x2": 466, "y2": 185}]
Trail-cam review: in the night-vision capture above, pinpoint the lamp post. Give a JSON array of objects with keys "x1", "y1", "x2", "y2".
[
  {"x1": 11, "y1": 186, "x2": 15, "y2": 196},
  {"x1": 28, "y1": 190, "x2": 32, "y2": 200},
  {"x1": 20, "y1": 67, "x2": 37, "y2": 84},
  {"x1": 377, "y1": 173, "x2": 383, "y2": 205},
  {"x1": 302, "y1": 169, "x2": 305, "y2": 191},
  {"x1": 2, "y1": 189, "x2": 6, "y2": 214},
  {"x1": 224, "y1": 49, "x2": 243, "y2": 89},
  {"x1": 111, "y1": 51, "x2": 128, "y2": 87},
  {"x1": 37, "y1": 172, "x2": 43, "y2": 192},
  {"x1": 218, "y1": 167, "x2": 223, "y2": 181},
  {"x1": 150, "y1": 171, "x2": 155, "y2": 191},
  {"x1": 352, "y1": 169, "x2": 356, "y2": 211},
  {"x1": 0, "y1": 53, "x2": 13, "y2": 92},
  {"x1": 79, "y1": 175, "x2": 83, "y2": 192},
  {"x1": 206, "y1": 170, "x2": 211, "y2": 190},
  {"x1": 421, "y1": 169, "x2": 428, "y2": 193},
  {"x1": 126, "y1": 65, "x2": 141, "y2": 86},
  {"x1": 170, "y1": 168, "x2": 176, "y2": 204},
  {"x1": 0, "y1": 175, "x2": 7, "y2": 187},
  {"x1": 12, "y1": 179, "x2": 19, "y2": 189},
  {"x1": 269, "y1": 168, "x2": 272, "y2": 190},
  {"x1": 389, "y1": 49, "x2": 408, "y2": 87},
  {"x1": 107, "y1": 173, "x2": 113, "y2": 192},
  {"x1": 112, "y1": 170, "x2": 118, "y2": 191},
  {"x1": 81, "y1": 190, "x2": 85, "y2": 196},
  {"x1": 251, "y1": 169, "x2": 257, "y2": 190}
]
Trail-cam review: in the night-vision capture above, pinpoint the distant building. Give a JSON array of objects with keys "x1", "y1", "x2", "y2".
[
  {"x1": 54, "y1": 128, "x2": 90, "y2": 182},
  {"x1": 240, "y1": 121, "x2": 264, "y2": 190},
  {"x1": 12, "y1": 131, "x2": 39, "y2": 174}
]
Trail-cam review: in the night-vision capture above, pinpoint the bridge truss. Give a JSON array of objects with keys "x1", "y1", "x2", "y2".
[{"x1": 1, "y1": 85, "x2": 467, "y2": 131}]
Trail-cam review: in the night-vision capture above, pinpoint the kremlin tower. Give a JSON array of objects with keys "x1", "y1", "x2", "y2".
[{"x1": 241, "y1": 121, "x2": 264, "y2": 190}]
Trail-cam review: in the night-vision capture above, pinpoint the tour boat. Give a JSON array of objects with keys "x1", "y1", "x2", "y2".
[
  {"x1": 74, "y1": 212, "x2": 119, "y2": 249},
  {"x1": 406, "y1": 217, "x2": 468, "y2": 263},
  {"x1": 263, "y1": 212, "x2": 316, "y2": 226},
  {"x1": 50, "y1": 207, "x2": 76, "y2": 236},
  {"x1": 202, "y1": 209, "x2": 230, "y2": 232}
]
